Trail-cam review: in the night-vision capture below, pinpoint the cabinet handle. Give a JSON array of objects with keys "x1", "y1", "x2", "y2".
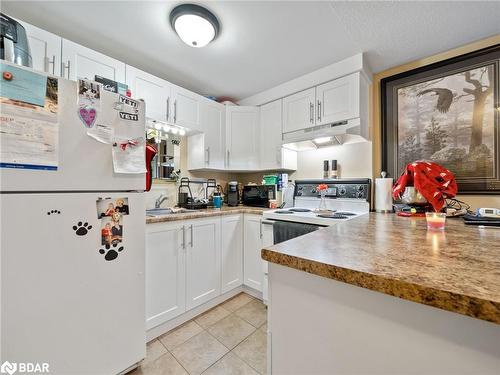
[
  {"x1": 309, "y1": 102, "x2": 314, "y2": 123},
  {"x1": 61, "y1": 60, "x2": 71, "y2": 79},
  {"x1": 205, "y1": 147, "x2": 210, "y2": 165},
  {"x1": 45, "y1": 55, "x2": 56, "y2": 74},
  {"x1": 166, "y1": 97, "x2": 170, "y2": 122},
  {"x1": 317, "y1": 100, "x2": 321, "y2": 122},
  {"x1": 276, "y1": 146, "x2": 281, "y2": 164},
  {"x1": 181, "y1": 225, "x2": 186, "y2": 249},
  {"x1": 227, "y1": 150, "x2": 230, "y2": 167},
  {"x1": 190, "y1": 224, "x2": 194, "y2": 247},
  {"x1": 174, "y1": 100, "x2": 177, "y2": 123},
  {"x1": 259, "y1": 220, "x2": 263, "y2": 239}
]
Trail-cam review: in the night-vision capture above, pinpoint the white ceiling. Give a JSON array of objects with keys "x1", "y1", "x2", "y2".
[{"x1": 2, "y1": 1, "x2": 499, "y2": 100}]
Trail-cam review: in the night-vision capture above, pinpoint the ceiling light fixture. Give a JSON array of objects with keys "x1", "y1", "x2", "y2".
[{"x1": 169, "y1": 4, "x2": 220, "y2": 48}]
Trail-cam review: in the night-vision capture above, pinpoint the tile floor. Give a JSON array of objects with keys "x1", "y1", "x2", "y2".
[{"x1": 129, "y1": 293, "x2": 267, "y2": 375}]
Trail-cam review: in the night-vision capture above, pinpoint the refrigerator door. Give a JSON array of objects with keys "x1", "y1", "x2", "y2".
[
  {"x1": 1, "y1": 192, "x2": 145, "y2": 375},
  {"x1": 0, "y1": 63, "x2": 146, "y2": 192}
]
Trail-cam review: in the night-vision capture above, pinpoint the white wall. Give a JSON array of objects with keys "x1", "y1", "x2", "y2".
[{"x1": 290, "y1": 141, "x2": 372, "y2": 180}]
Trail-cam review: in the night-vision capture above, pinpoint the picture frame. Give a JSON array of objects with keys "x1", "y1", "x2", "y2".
[{"x1": 381, "y1": 45, "x2": 500, "y2": 194}]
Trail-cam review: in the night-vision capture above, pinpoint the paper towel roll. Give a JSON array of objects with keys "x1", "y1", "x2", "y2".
[{"x1": 375, "y1": 178, "x2": 394, "y2": 212}]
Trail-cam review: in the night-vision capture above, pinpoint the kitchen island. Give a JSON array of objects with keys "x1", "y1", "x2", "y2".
[{"x1": 262, "y1": 213, "x2": 500, "y2": 374}]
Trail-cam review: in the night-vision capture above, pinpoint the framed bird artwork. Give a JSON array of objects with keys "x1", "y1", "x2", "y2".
[{"x1": 381, "y1": 44, "x2": 500, "y2": 194}]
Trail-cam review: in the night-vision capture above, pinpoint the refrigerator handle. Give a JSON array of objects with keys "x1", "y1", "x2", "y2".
[{"x1": 181, "y1": 225, "x2": 186, "y2": 249}]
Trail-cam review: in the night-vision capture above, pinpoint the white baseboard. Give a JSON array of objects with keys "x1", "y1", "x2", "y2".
[{"x1": 146, "y1": 285, "x2": 261, "y2": 342}]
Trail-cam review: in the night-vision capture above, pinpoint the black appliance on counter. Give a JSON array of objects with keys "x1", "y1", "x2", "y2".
[
  {"x1": 242, "y1": 184, "x2": 277, "y2": 207},
  {"x1": 227, "y1": 181, "x2": 239, "y2": 207}
]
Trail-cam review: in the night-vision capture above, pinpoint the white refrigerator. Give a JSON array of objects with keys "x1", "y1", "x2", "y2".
[{"x1": 1, "y1": 63, "x2": 146, "y2": 374}]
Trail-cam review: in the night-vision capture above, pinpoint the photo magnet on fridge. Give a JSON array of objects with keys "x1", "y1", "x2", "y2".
[
  {"x1": 77, "y1": 79, "x2": 101, "y2": 128},
  {"x1": 96, "y1": 197, "x2": 130, "y2": 219},
  {"x1": 94, "y1": 75, "x2": 118, "y2": 94}
]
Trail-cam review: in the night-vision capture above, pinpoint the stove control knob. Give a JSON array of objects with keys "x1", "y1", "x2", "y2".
[
  {"x1": 311, "y1": 188, "x2": 316, "y2": 194},
  {"x1": 339, "y1": 187, "x2": 346, "y2": 195},
  {"x1": 358, "y1": 185, "x2": 364, "y2": 191},
  {"x1": 357, "y1": 191, "x2": 364, "y2": 198},
  {"x1": 297, "y1": 191, "x2": 302, "y2": 196}
]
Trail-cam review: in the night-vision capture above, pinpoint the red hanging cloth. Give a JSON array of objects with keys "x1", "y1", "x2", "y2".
[{"x1": 392, "y1": 161, "x2": 458, "y2": 212}]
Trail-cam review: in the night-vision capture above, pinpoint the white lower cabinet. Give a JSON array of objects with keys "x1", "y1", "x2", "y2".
[
  {"x1": 243, "y1": 214, "x2": 264, "y2": 292},
  {"x1": 146, "y1": 213, "x2": 264, "y2": 331},
  {"x1": 185, "y1": 217, "x2": 221, "y2": 310},
  {"x1": 221, "y1": 215, "x2": 243, "y2": 293},
  {"x1": 146, "y1": 222, "x2": 185, "y2": 330}
]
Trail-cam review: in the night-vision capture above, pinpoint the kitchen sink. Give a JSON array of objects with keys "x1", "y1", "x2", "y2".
[
  {"x1": 146, "y1": 208, "x2": 197, "y2": 216},
  {"x1": 146, "y1": 208, "x2": 174, "y2": 216}
]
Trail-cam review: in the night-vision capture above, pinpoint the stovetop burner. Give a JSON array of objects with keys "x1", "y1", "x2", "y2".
[
  {"x1": 334, "y1": 212, "x2": 356, "y2": 216},
  {"x1": 288, "y1": 208, "x2": 312, "y2": 212},
  {"x1": 316, "y1": 214, "x2": 349, "y2": 219},
  {"x1": 274, "y1": 210, "x2": 295, "y2": 214}
]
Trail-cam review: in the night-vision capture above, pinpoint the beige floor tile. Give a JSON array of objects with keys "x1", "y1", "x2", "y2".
[
  {"x1": 171, "y1": 331, "x2": 229, "y2": 375},
  {"x1": 202, "y1": 352, "x2": 259, "y2": 375},
  {"x1": 129, "y1": 352, "x2": 188, "y2": 375},
  {"x1": 220, "y1": 293, "x2": 254, "y2": 312},
  {"x1": 194, "y1": 305, "x2": 231, "y2": 328},
  {"x1": 259, "y1": 322, "x2": 268, "y2": 333},
  {"x1": 143, "y1": 340, "x2": 169, "y2": 366},
  {"x1": 207, "y1": 314, "x2": 256, "y2": 349},
  {"x1": 233, "y1": 329, "x2": 267, "y2": 374},
  {"x1": 234, "y1": 299, "x2": 267, "y2": 328},
  {"x1": 159, "y1": 320, "x2": 203, "y2": 351}
]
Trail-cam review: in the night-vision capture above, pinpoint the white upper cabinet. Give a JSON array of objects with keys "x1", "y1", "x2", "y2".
[
  {"x1": 260, "y1": 99, "x2": 297, "y2": 171},
  {"x1": 18, "y1": 19, "x2": 61, "y2": 76},
  {"x1": 61, "y1": 39, "x2": 125, "y2": 83},
  {"x1": 282, "y1": 87, "x2": 316, "y2": 133},
  {"x1": 126, "y1": 65, "x2": 170, "y2": 122},
  {"x1": 171, "y1": 85, "x2": 201, "y2": 130},
  {"x1": 146, "y1": 223, "x2": 186, "y2": 330},
  {"x1": 187, "y1": 99, "x2": 225, "y2": 170},
  {"x1": 316, "y1": 72, "x2": 360, "y2": 125},
  {"x1": 221, "y1": 215, "x2": 243, "y2": 294},
  {"x1": 185, "y1": 218, "x2": 221, "y2": 310},
  {"x1": 226, "y1": 106, "x2": 260, "y2": 170}
]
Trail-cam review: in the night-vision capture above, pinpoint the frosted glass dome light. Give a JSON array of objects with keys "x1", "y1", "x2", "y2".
[{"x1": 170, "y1": 4, "x2": 220, "y2": 48}]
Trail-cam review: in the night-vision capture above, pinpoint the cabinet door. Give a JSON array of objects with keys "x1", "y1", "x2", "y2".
[
  {"x1": 260, "y1": 99, "x2": 283, "y2": 170},
  {"x1": 243, "y1": 214, "x2": 263, "y2": 292},
  {"x1": 316, "y1": 72, "x2": 360, "y2": 125},
  {"x1": 17, "y1": 19, "x2": 61, "y2": 76},
  {"x1": 226, "y1": 106, "x2": 260, "y2": 170},
  {"x1": 172, "y1": 86, "x2": 200, "y2": 130},
  {"x1": 186, "y1": 218, "x2": 221, "y2": 310},
  {"x1": 126, "y1": 65, "x2": 170, "y2": 122},
  {"x1": 282, "y1": 87, "x2": 316, "y2": 133},
  {"x1": 202, "y1": 100, "x2": 225, "y2": 169},
  {"x1": 146, "y1": 223, "x2": 186, "y2": 329},
  {"x1": 221, "y1": 215, "x2": 243, "y2": 293},
  {"x1": 61, "y1": 39, "x2": 125, "y2": 82}
]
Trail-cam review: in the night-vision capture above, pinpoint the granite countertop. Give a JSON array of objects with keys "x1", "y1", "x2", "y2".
[
  {"x1": 146, "y1": 205, "x2": 267, "y2": 223},
  {"x1": 262, "y1": 213, "x2": 500, "y2": 324}
]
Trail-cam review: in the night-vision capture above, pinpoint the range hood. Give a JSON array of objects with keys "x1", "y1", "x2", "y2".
[{"x1": 282, "y1": 118, "x2": 368, "y2": 151}]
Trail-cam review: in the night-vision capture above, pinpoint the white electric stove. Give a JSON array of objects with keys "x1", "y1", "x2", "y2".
[{"x1": 263, "y1": 179, "x2": 371, "y2": 226}]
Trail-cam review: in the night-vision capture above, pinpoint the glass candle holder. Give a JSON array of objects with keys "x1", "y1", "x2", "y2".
[{"x1": 425, "y1": 212, "x2": 446, "y2": 230}]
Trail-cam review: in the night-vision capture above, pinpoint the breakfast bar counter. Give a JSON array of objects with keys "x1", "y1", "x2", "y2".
[{"x1": 262, "y1": 213, "x2": 500, "y2": 374}]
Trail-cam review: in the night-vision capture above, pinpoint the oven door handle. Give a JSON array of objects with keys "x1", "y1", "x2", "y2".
[{"x1": 261, "y1": 220, "x2": 275, "y2": 225}]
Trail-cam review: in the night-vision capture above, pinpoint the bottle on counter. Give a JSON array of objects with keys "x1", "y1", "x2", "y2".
[
  {"x1": 323, "y1": 160, "x2": 329, "y2": 179},
  {"x1": 331, "y1": 160, "x2": 338, "y2": 179}
]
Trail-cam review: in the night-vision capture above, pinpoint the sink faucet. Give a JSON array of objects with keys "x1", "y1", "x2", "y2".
[{"x1": 155, "y1": 194, "x2": 169, "y2": 208}]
